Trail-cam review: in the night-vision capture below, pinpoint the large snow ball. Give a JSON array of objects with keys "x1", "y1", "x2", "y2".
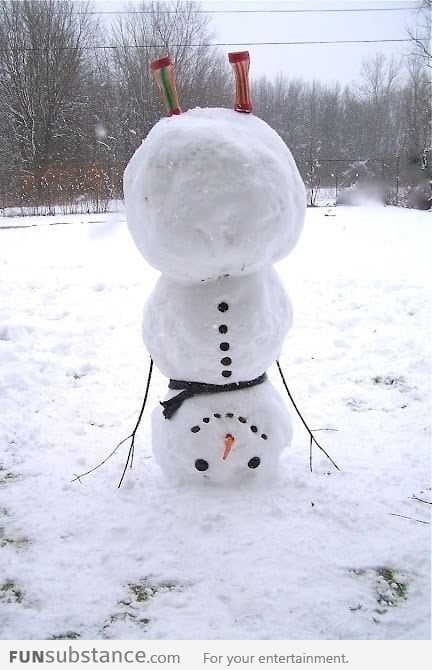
[
  {"x1": 124, "y1": 108, "x2": 306, "y2": 282},
  {"x1": 152, "y1": 381, "x2": 293, "y2": 485}
]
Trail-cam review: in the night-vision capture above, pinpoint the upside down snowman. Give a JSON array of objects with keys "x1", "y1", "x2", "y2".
[{"x1": 124, "y1": 53, "x2": 306, "y2": 484}]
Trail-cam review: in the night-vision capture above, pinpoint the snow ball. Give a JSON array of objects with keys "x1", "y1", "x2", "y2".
[{"x1": 124, "y1": 108, "x2": 306, "y2": 282}]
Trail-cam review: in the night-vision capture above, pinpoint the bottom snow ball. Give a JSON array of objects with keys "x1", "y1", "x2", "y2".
[{"x1": 152, "y1": 382, "x2": 292, "y2": 484}]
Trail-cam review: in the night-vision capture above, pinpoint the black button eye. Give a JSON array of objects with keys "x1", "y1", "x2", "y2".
[
  {"x1": 195, "y1": 459, "x2": 209, "y2": 471},
  {"x1": 248, "y1": 457, "x2": 261, "y2": 469}
]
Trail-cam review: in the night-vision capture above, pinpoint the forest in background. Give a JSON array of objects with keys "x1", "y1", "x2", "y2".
[{"x1": 0, "y1": 0, "x2": 430, "y2": 214}]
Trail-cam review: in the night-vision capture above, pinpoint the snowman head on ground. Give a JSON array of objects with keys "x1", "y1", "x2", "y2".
[
  {"x1": 152, "y1": 383, "x2": 293, "y2": 485},
  {"x1": 124, "y1": 53, "x2": 306, "y2": 283}
]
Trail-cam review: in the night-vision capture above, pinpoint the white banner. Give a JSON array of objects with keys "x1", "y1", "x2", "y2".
[{"x1": 0, "y1": 640, "x2": 430, "y2": 669}]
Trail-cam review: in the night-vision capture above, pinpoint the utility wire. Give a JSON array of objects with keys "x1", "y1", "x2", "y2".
[
  {"x1": 0, "y1": 38, "x2": 420, "y2": 52},
  {"x1": 80, "y1": 6, "x2": 419, "y2": 16}
]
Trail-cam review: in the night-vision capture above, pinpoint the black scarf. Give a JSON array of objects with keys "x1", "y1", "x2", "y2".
[{"x1": 160, "y1": 372, "x2": 267, "y2": 419}]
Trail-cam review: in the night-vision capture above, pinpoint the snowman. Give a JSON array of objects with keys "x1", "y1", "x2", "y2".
[{"x1": 123, "y1": 53, "x2": 306, "y2": 484}]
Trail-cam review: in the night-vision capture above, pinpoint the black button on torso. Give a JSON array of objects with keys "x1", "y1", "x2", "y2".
[{"x1": 217, "y1": 307, "x2": 230, "y2": 372}]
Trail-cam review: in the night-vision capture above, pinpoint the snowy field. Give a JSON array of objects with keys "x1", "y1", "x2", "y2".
[{"x1": 0, "y1": 204, "x2": 430, "y2": 640}]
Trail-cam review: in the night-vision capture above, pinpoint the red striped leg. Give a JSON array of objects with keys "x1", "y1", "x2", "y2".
[
  {"x1": 228, "y1": 51, "x2": 253, "y2": 113},
  {"x1": 150, "y1": 56, "x2": 182, "y2": 116}
]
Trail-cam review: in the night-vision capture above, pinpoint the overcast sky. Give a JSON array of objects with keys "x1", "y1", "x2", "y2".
[
  {"x1": 205, "y1": 0, "x2": 421, "y2": 85},
  {"x1": 97, "y1": 0, "x2": 423, "y2": 86}
]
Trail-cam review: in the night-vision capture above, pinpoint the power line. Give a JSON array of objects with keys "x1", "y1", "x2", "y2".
[
  {"x1": 308, "y1": 157, "x2": 399, "y2": 162},
  {"x1": 0, "y1": 38, "x2": 420, "y2": 52},
  {"x1": 82, "y1": 6, "x2": 419, "y2": 16}
]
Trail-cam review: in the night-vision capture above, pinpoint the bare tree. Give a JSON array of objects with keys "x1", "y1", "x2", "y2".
[
  {"x1": 0, "y1": 1, "x2": 429, "y2": 213},
  {"x1": 356, "y1": 53, "x2": 403, "y2": 158},
  {"x1": 358, "y1": 53, "x2": 401, "y2": 105},
  {"x1": 406, "y1": 0, "x2": 431, "y2": 67},
  {"x1": 0, "y1": 0, "x2": 95, "y2": 205},
  {"x1": 402, "y1": 58, "x2": 431, "y2": 160},
  {"x1": 110, "y1": 0, "x2": 230, "y2": 155}
]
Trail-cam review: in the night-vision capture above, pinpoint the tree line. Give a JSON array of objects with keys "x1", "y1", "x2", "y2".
[{"x1": 0, "y1": 0, "x2": 430, "y2": 213}]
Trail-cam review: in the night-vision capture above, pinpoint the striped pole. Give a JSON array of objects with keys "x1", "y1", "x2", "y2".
[
  {"x1": 228, "y1": 51, "x2": 253, "y2": 113},
  {"x1": 150, "y1": 56, "x2": 182, "y2": 116}
]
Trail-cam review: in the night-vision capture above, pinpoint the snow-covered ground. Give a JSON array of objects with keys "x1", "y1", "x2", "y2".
[{"x1": 0, "y1": 204, "x2": 430, "y2": 640}]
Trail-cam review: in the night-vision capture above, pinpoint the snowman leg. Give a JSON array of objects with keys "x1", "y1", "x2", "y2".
[
  {"x1": 228, "y1": 51, "x2": 253, "y2": 113},
  {"x1": 150, "y1": 56, "x2": 182, "y2": 116}
]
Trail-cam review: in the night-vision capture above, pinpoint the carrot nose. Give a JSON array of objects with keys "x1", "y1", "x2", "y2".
[{"x1": 223, "y1": 434, "x2": 235, "y2": 460}]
